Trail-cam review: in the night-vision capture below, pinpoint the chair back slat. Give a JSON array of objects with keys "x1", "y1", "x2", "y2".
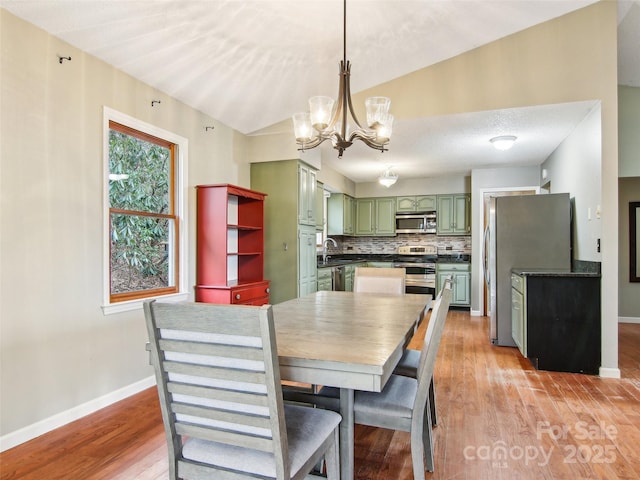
[
  {"x1": 163, "y1": 361, "x2": 268, "y2": 385},
  {"x1": 175, "y1": 423, "x2": 274, "y2": 451},
  {"x1": 171, "y1": 402, "x2": 272, "y2": 430},
  {"x1": 167, "y1": 382, "x2": 269, "y2": 407},
  {"x1": 159, "y1": 338, "x2": 265, "y2": 361}
]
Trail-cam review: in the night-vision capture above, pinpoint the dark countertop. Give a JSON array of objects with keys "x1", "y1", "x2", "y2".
[
  {"x1": 436, "y1": 254, "x2": 471, "y2": 263},
  {"x1": 317, "y1": 253, "x2": 470, "y2": 268},
  {"x1": 511, "y1": 268, "x2": 600, "y2": 278}
]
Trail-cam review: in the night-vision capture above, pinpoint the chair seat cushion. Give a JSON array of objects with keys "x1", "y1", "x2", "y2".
[
  {"x1": 354, "y1": 374, "x2": 417, "y2": 419},
  {"x1": 393, "y1": 348, "x2": 419, "y2": 378},
  {"x1": 181, "y1": 404, "x2": 341, "y2": 478}
]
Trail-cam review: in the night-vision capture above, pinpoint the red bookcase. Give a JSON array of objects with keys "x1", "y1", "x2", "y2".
[{"x1": 195, "y1": 184, "x2": 270, "y2": 305}]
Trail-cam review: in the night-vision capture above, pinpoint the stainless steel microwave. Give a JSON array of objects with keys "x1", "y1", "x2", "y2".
[{"x1": 395, "y1": 211, "x2": 437, "y2": 234}]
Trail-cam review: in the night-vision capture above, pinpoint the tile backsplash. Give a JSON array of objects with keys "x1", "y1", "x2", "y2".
[{"x1": 325, "y1": 234, "x2": 471, "y2": 255}]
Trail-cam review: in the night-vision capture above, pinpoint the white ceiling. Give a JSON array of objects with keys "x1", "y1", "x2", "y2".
[{"x1": 2, "y1": 0, "x2": 638, "y2": 184}]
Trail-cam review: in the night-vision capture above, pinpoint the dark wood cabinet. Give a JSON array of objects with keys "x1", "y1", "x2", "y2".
[
  {"x1": 195, "y1": 184, "x2": 270, "y2": 305},
  {"x1": 512, "y1": 270, "x2": 600, "y2": 375}
]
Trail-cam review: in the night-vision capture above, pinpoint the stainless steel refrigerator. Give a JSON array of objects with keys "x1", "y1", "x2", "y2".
[{"x1": 484, "y1": 193, "x2": 571, "y2": 346}]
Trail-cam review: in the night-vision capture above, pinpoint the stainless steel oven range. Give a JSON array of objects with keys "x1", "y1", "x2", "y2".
[{"x1": 393, "y1": 245, "x2": 437, "y2": 295}]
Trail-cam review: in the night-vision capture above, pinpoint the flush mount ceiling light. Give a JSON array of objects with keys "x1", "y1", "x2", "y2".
[
  {"x1": 378, "y1": 167, "x2": 398, "y2": 188},
  {"x1": 490, "y1": 135, "x2": 517, "y2": 151},
  {"x1": 292, "y1": 0, "x2": 393, "y2": 158}
]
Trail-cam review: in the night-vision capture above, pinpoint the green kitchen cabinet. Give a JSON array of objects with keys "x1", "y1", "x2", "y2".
[
  {"x1": 327, "y1": 193, "x2": 355, "y2": 235},
  {"x1": 298, "y1": 162, "x2": 317, "y2": 226},
  {"x1": 298, "y1": 224, "x2": 318, "y2": 297},
  {"x1": 437, "y1": 194, "x2": 470, "y2": 235},
  {"x1": 396, "y1": 195, "x2": 437, "y2": 212},
  {"x1": 355, "y1": 197, "x2": 396, "y2": 236},
  {"x1": 317, "y1": 267, "x2": 333, "y2": 291},
  {"x1": 316, "y1": 180, "x2": 325, "y2": 231},
  {"x1": 250, "y1": 159, "x2": 319, "y2": 304},
  {"x1": 344, "y1": 264, "x2": 355, "y2": 292},
  {"x1": 437, "y1": 263, "x2": 470, "y2": 306}
]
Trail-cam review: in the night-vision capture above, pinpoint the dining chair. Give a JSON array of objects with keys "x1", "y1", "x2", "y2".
[
  {"x1": 144, "y1": 300, "x2": 342, "y2": 480},
  {"x1": 352, "y1": 282, "x2": 452, "y2": 477},
  {"x1": 393, "y1": 276, "x2": 453, "y2": 427},
  {"x1": 316, "y1": 281, "x2": 452, "y2": 477},
  {"x1": 353, "y1": 267, "x2": 405, "y2": 294}
]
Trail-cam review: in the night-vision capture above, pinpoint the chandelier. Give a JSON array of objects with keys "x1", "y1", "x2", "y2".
[{"x1": 292, "y1": 0, "x2": 393, "y2": 158}]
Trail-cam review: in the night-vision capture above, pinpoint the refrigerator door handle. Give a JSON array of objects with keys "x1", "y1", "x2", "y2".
[{"x1": 482, "y1": 224, "x2": 490, "y2": 288}]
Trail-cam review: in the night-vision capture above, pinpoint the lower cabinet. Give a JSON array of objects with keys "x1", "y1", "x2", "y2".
[
  {"x1": 436, "y1": 263, "x2": 470, "y2": 306},
  {"x1": 510, "y1": 271, "x2": 601, "y2": 374},
  {"x1": 511, "y1": 274, "x2": 526, "y2": 355},
  {"x1": 298, "y1": 225, "x2": 317, "y2": 297},
  {"x1": 317, "y1": 267, "x2": 333, "y2": 291},
  {"x1": 344, "y1": 264, "x2": 355, "y2": 292}
]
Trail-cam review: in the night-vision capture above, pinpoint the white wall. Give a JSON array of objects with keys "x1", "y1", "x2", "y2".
[
  {"x1": 0, "y1": 9, "x2": 249, "y2": 448},
  {"x1": 542, "y1": 103, "x2": 602, "y2": 262},
  {"x1": 618, "y1": 86, "x2": 640, "y2": 178}
]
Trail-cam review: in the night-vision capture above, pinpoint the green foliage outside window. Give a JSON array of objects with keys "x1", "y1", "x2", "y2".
[{"x1": 109, "y1": 129, "x2": 175, "y2": 295}]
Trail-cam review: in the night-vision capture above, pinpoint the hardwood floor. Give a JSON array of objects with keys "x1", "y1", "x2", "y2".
[{"x1": 2, "y1": 312, "x2": 639, "y2": 480}]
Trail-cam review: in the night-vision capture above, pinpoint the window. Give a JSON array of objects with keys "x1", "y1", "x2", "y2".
[{"x1": 103, "y1": 108, "x2": 188, "y2": 313}]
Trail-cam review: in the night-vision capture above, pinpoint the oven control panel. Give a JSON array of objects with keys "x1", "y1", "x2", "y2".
[{"x1": 398, "y1": 245, "x2": 437, "y2": 255}]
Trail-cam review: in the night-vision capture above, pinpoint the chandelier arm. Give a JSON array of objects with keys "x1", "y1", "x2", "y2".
[
  {"x1": 325, "y1": 61, "x2": 347, "y2": 135},
  {"x1": 352, "y1": 134, "x2": 388, "y2": 152},
  {"x1": 344, "y1": 62, "x2": 366, "y2": 131}
]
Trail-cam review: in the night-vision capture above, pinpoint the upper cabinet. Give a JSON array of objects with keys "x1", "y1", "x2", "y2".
[
  {"x1": 298, "y1": 163, "x2": 317, "y2": 226},
  {"x1": 315, "y1": 180, "x2": 325, "y2": 231},
  {"x1": 437, "y1": 194, "x2": 471, "y2": 235},
  {"x1": 327, "y1": 193, "x2": 355, "y2": 236},
  {"x1": 396, "y1": 195, "x2": 437, "y2": 212},
  {"x1": 355, "y1": 197, "x2": 396, "y2": 236}
]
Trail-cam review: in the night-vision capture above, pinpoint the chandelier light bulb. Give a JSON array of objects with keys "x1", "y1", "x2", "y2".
[{"x1": 309, "y1": 96, "x2": 334, "y2": 131}]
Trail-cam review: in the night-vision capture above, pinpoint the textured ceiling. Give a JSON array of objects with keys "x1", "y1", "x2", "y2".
[{"x1": 2, "y1": 0, "x2": 637, "y2": 183}]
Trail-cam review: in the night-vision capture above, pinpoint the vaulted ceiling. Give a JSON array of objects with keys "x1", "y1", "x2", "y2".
[{"x1": 3, "y1": 0, "x2": 638, "y2": 183}]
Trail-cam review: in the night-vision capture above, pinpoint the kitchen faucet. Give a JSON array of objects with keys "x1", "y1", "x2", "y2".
[{"x1": 322, "y1": 237, "x2": 338, "y2": 263}]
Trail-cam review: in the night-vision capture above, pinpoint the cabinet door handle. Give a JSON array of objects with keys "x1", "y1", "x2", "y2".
[
  {"x1": 235, "y1": 293, "x2": 241, "y2": 300},
  {"x1": 265, "y1": 287, "x2": 270, "y2": 294}
]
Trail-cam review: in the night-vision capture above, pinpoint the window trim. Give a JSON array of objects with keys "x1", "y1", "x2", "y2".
[{"x1": 102, "y1": 107, "x2": 189, "y2": 314}]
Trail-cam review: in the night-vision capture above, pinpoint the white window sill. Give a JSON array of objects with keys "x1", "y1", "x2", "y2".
[{"x1": 101, "y1": 292, "x2": 189, "y2": 315}]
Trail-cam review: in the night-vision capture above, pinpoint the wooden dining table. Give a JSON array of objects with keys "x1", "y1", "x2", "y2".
[{"x1": 272, "y1": 290, "x2": 431, "y2": 480}]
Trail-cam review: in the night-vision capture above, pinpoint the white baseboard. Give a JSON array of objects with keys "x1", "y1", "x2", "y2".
[
  {"x1": 470, "y1": 309, "x2": 482, "y2": 317},
  {"x1": 599, "y1": 367, "x2": 621, "y2": 379},
  {"x1": 0, "y1": 375, "x2": 156, "y2": 452},
  {"x1": 619, "y1": 316, "x2": 640, "y2": 324}
]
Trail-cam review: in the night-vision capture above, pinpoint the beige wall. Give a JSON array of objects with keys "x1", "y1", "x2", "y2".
[{"x1": 0, "y1": 9, "x2": 250, "y2": 446}]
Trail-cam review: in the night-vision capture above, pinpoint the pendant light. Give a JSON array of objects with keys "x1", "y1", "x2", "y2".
[{"x1": 292, "y1": 0, "x2": 393, "y2": 158}]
